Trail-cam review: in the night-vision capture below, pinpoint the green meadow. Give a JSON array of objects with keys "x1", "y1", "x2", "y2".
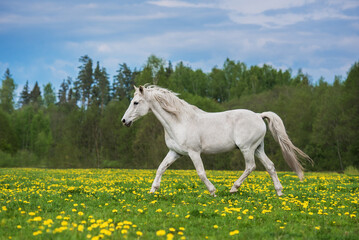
[{"x1": 0, "y1": 168, "x2": 358, "y2": 239}]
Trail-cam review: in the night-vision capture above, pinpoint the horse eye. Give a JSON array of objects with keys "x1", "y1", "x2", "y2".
[{"x1": 134, "y1": 101, "x2": 139, "y2": 105}]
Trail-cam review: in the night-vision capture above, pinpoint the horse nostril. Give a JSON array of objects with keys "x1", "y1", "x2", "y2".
[{"x1": 122, "y1": 119, "x2": 126, "y2": 123}]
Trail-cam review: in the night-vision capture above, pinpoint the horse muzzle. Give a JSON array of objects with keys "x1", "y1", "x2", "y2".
[{"x1": 122, "y1": 119, "x2": 132, "y2": 127}]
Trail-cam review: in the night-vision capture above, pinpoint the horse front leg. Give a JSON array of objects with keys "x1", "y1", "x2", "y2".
[
  {"x1": 150, "y1": 150, "x2": 180, "y2": 193},
  {"x1": 188, "y1": 151, "x2": 217, "y2": 197}
]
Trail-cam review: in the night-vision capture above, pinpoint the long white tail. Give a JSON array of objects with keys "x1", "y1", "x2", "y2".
[{"x1": 260, "y1": 111, "x2": 313, "y2": 180}]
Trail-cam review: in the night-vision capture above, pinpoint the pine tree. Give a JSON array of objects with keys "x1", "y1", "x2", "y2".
[
  {"x1": 0, "y1": 68, "x2": 16, "y2": 113},
  {"x1": 58, "y1": 79, "x2": 69, "y2": 104},
  {"x1": 20, "y1": 80, "x2": 31, "y2": 107},
  {"x1": 76, "y1": 55, "x2": 93, "y2": 108},
  {"x1": 43, "y1": 83, "x2": 56, "y2": 107},
  {"x1": 113, "y1": 63, "x2": 134, "y2": 101},
  {"x1": 30, "y1": 82, "x2": 42, "y2": 107}
]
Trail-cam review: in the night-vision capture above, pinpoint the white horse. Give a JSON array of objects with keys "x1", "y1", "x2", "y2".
[{"x1": 121, "y1": 85, "x2": 313, "y2": 197}]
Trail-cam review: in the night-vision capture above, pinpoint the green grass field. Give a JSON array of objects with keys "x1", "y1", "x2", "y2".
[{"x1": 0, "y1": 168, "x2": 358, "y2": 239}]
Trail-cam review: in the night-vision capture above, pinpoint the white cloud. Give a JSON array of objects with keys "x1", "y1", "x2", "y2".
[
  {"x1": 88, "y1": 12, "x2": 173, "y2": 22},
  {"x1": 148, "y1": 0, "x2": 213, "y2": 8},
  {"x1": 46, "y1": 59, "x2": 76, "y2": 82},
  {"x1": 228, "y1": 12, "x2": 307, "y2": 28},
  {"x1": 328, "y1": 0, "x2": 359, "y2": 10},
  {"x1": 219, "y1": 0, "x2": 358, "y2": 28},
  {"x1": 219, "y1": 0, "x2": 315, "y2": 15}
]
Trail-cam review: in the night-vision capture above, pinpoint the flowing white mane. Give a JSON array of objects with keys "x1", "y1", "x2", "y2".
[{"x1": 144, "y1": 85, "x2": 204, "y2": 117}]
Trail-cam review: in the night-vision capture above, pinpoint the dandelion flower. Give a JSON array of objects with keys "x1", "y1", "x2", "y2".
[
  {"x1": 156, "y1": 230, "x2": 166, "y2": 236},
  {"x1": 33, "y1": 231, "x2": 42, "y2": 236},
  {"x1": 78, "y1": 225, "x2": 84, "y2": 232},
  {"x1": 167, "y1": 233, "x2": 174, "y2": 240},
  {"x1": 229, "y1": 230, "x2": 239, "y2": 236}
]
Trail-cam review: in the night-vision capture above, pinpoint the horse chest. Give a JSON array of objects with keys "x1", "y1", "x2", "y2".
[{"x1": 164, "y1": 131, "x2": 188, "y2": 155}]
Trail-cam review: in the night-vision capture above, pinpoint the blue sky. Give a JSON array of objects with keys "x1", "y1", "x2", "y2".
[{"x1": 0, "y1": 0, "x2": 358, "y2": 96}]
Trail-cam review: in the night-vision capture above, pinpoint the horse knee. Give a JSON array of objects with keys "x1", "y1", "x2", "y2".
[
  {"x1": 197, "y1": 171, "x2": 207, "y2": 181},
  {"x1": 244, "y1": 164, "x2": 256, "y2": 174},
  {"x1": 266, "y1": 163, "x2": 276, "y2": 174},
  {"x1": 248, "y1": 164, "x2": 256, "y2": 172}
]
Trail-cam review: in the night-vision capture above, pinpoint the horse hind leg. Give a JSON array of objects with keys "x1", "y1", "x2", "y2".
[
  {"x1": 255, "y1": 142, "x2": 283, "y2": 196},
  {"x1": 230, "y1": 148, "x2": 256, "y2": 193}
]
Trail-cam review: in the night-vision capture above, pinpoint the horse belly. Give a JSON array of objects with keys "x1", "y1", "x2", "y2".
[{"x1": 200, "y1": 125, "x2": 236, "y2": 154}]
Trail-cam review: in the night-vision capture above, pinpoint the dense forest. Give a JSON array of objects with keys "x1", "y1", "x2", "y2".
[{"x1": 0, "y1": 55, "x2": 358, "y2": 172}]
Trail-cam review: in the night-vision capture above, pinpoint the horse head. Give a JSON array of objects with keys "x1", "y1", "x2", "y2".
[{"x1": 121, "y1": 85, "x2": 150, "y2": 127}]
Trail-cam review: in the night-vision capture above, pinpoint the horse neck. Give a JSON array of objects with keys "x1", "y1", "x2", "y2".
[{"x1": 149, "y1": 100, "x2": 181, "y2": 135}]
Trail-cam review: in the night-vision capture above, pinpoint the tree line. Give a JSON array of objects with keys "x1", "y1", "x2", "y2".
[{"x1": 0, "y1": 55, "x2": 358, "y2": 172}]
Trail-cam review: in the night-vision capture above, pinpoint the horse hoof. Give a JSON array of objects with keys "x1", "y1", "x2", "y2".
[
  {"x1": 230, "y1": 187, "x2": 238, "y2": 193},
  {"x1": 150, "y1": 187, "x2": 158, "y2": 193},
  {"x1": 210, "y1": 192, "x2": 217, "y2": 197},
  {"x1": 276, "y1": 190, "x2": 283, "y2": 196}
]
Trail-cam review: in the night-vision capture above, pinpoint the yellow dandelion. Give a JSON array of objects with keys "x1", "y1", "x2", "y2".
[
  {"x1": 229, "y1": 230, "x2": 239, "y2": 236},
  {"x1": 78, "y1": 225, "x2": 84, "y2": 232},
  {"x1": 167, "y1": 233, "x2": 174, "y2": 240},
  {"x1": 100, "y1": 229, "x2": 112, "y2": 236},
  {"x1": 61, "y1": 221, "x2": 68, "y2": 226},
  {"x1": 136, "y1": 231, "x2": 143, "y2": 236},
  {"x1": 33, "y1": 231, "x2": 42, "y2": 236},
  {"x1": 156, "y1": 230, "x2": 166, "y2": 236},
  {"x1": 33, "y1": 216, "x2": 42, "y2": 222}
]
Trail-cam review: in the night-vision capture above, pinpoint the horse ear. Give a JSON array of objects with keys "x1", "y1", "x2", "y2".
[
  {"x1": 139, "y1": 85, "x2": 144, "y2": 94},
  {"x1": 133, "y1": 85, "x2": 138, "y2": 91}
]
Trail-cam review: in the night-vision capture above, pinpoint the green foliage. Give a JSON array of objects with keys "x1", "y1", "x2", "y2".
[
  {"x1": 43, "y1": 83, "x2": 56, "y2": 108},
  {"x1": 0, "y1": 58, "x2": 358, "y2": 171},
  {"x1": 0, "y1": 68, "x2": 16, "y2": 113},
  {"x1": 0, "y1": 109, "x2": 18, "y2": 153},
  {"x1": 344, "y1": 166, "x2": 359, "y2": 175}
]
